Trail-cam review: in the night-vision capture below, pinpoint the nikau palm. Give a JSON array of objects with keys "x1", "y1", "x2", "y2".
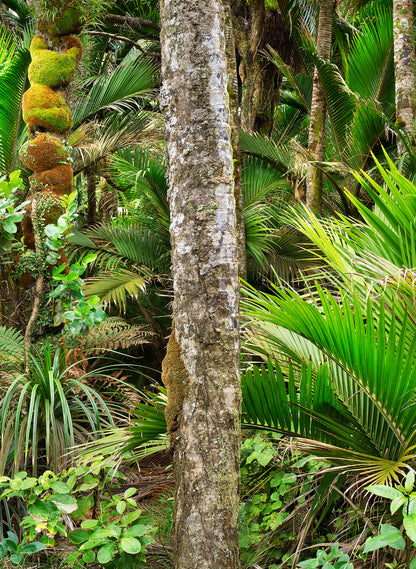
[{"x1": 242, "y1": 156, "x2": 416, "y2": 487}]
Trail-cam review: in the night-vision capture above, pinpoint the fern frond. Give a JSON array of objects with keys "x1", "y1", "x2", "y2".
[
  {"x1": 67, "y1": 317, "x2": 152, "y2": 354},
  {"x1": 0, "y1": 325, "x2": 24, "y2": 367}
]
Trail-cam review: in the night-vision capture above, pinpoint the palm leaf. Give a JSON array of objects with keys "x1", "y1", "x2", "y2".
[
  {"x1": 83, "y1": 269, "x2": 148, "y2": 309},
  {"x1": 71, "y1": 53, "x2": 157, "y2": 128},
  {"x1": 242, "y1": 282, "x2": 416, "y2": 473},
  {"x1": 0, "y1": 28, "x2": 30, "y2": 174}
]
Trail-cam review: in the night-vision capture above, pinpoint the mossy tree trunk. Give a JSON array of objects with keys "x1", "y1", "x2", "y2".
[
  {"x1": 393, "y1": 0, "x2": 416, "y2": 156},
  {"x1": 306, "y1": 0, "x2": 335, "y2": 211},
  {"x1": 233, "y1": 0, "x2": 266, "y2": 132},
  {"x1": 160, "y1": 1, "x2": 241, "y2": 568},
  {"x1": 16, "y1": 3, "x2": 83, "y2": 340}
]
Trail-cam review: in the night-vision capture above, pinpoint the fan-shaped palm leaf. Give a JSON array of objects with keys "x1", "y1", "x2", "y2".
[
  {"x1": 0, "y1": 27, "x2": 30, "y2": 174},
  {"x1": 242, "y1": 282, "x2": 416, "y2": 485},
  {"x1": 71, "y1": 52, "x2": 157, "y2": 128}
]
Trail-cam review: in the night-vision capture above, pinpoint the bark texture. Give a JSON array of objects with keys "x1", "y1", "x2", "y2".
[
  {"x1": 160, "y1": 1, "x2": 241, "y2": 568},
  {"x1": 393, "y1": 0, "x2": 416, "y2": 155},
  {"x1": 224, "y1": 0, "x2": 247, "y2": 278},
  {"x1": 306, "y1": 0, "x2": 335, "y2": 211}
]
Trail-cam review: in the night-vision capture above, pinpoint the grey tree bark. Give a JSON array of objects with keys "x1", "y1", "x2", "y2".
[
  {"x1": 160, "y1": 1, "x2": 241, "y2": 568},
  {"x1": 393, "y1": 0, "x2": 416, "y2": 155},
  {"x1": 306, "y1": 0, "x2": 335, "y2": 211}
]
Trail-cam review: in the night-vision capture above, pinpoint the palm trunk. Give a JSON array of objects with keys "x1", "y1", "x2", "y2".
[
  {"x1": 306, "y1": 0, "x2": 335, "y2": 211},
  {"x1": 160, "y1": 1, "x2": 241, "y2": 568},
  {"x1": 86, "y1": 164, "x2": 97, "y2": 225},
  {"x1": 236, "y1": 0, "x2": 266, "y2": 132},
  {"x1": 393, "y1": 0, "x2": 416, "y2": 156}
]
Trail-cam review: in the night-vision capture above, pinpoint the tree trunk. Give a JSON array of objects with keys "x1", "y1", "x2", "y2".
[
  {"x1": 306, "y1": 0, "x2": 335, "y2": 211},
  {"x1": 234, "y1": 0, "x2": 266, "y2": 132},
  {"x1": 160, "y1": 1, "x2": 241, "y2": 568},
  {"x1": 393, "y1": 0, "x2": 416, "y2": 155},
  {"x1": 86, "y1": 164, "x2": 97, "y2": 225},
  {"x1": 224, "y1": 0, "x2": 247, "y2": 278}
]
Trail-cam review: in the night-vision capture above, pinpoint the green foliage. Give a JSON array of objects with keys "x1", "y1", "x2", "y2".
[
  {"x1": 49, "y1": 256, "x2": 106, "y2": 333},
  {"x1": 297, "y1": 543, "x2": 353, "y2": 569},
  {"x1": 0, "y1": 530, "x2": 45, "y2": 565},
  {"x1": 0, "y1": 325, "x2": 24, "y2": 364},
  {"x1": 239, "y1": 434, "x2": 296, "y2": 565},
  {"x1": 71, "y1": 54, "x2": 157, "y2": 129},
  {"x1": 241, "y1": 158, "x2": 416, "y2": 488},
  {"x1": 0, "y1": 170, "x2": 27, "y2": 253},
  {"x1": 0, "y1": 27, "x2": 31, "y2": 174},
  {"x1": 44, "y1": 191, "x2": 107, "y2": 333},
  {"x1": 0, "y1": 342, "x2": 116, "y2": 475},
  {"x1": 67, "y1": 487, "x2": 155, "y2": 567},
  {"x1": 364, "y1": 471, "x2": 416, "y2": 554},
  {"x1": 29, "y1": 0, "x2": 112, "y2": 28},
  {"x1": 0, "y1": 464, "x2": 155, "y2": 566},
  {"x1": 44, "y1": 191, "x2": 77, "y2": 265}
]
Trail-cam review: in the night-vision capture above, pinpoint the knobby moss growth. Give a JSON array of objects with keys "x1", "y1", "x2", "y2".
[
  {"x1": 30, "y1": 164, "x2": 73, "y2": 195},
  {"x1": 23, "y1": 86, "x2": 72, "y2": 133},
  {"x1": 161, "y1": 330, "x2": 188, "y2": 442},
  {"x1": 29, "y1": 45, "x2": 80, "y2": 88},
  {"x1": 40, "y1": 6, "x2": 83, "y2": 37},
  {"x1": 19, "y1": 134, "x2": 70, "y2": 172}
]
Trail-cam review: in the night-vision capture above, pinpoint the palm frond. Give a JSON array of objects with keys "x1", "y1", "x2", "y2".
[
  {"x1": 346, "y1": 5, "x2": 394, "y2": 109},
  {"x1": 70, "y1": 110, "x2": 163, "y2": 171},
  {"x1": 0, "y1": 29, "x2": 30, "y2": 174},
  {"x1": 0, "y1": 325, "x2": 24, "y2": 366},
  {"x1": 71, "y1": 53, "x2": 157, "y2": 128},
  {"x1": 83, "y1": 269, "x2": 148, "y2": 309},
  {"x1": 69, "y1": 222, "x2": 170, "y2": 273},
  {"x1": 242, "y1": 283, "x2": 416, "y2": 483}
]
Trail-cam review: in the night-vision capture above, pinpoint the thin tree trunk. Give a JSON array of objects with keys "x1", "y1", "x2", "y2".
[
  {"x1": 306, "y1": 0, "x2": 335, "y2": 211},
  {"x1": 236, "y1": 0, "x2": 266, "y2": 132},
  {"x1": 393, "y1": 0, "x2": 416, "y2": 156},
  {"x1": 225, "y1": 0, "x2": 247, "y2": 278},
  {"x1": 160, "y1": 1, "x2": 241, "y2": 568},
  {"x1": 86, "y1": 164, "x2": 97, "y2": 225}
]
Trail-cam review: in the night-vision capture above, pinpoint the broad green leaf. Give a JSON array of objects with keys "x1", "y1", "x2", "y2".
[
  {"x1": 404, "y1": 513, "x2": 416, "y2": 542},
  {"x1": 116, "y1": 501, "x2": 127, "y2": 514},
  {"x1": 72, "y1": 494, "x2": 94, "y2": 520},
  {"x1": 119, "y1": 537, "x2": 142, "y2": 554},
  {"x1": 365, "y1": 485, "x2": 403, "y2": 500},
  {"x1": 364, "y1": 525, "x2": 405, "y2": 552},
  {"x1": 28, "y1": 499, "x2": 49, "y2": 521},
  {"x1": 20, "y1": 542, "x2": 47, "y2": 553},
  {"x1": 68, "y1": 529, "x2": 90, "y2": 545},
  {"x1": 50, "y1": 481, "x2": 70, "y2": 494},
  {"x1": 123, "y1": 524, "x2": 150, "y2": 538},
  {"x1": 391, "y1": 495, "x2": 407, "y2": 514},
  {"x1": 81, "y1": 519, "x2": 99, "y2": 529},
  {"x1": 120, "y1": 511, "x2": 142, "y2": 526},
  {"x1": 406, "y1": 471, "x2": 415, "y2": 492},
  {"x1": 91, "y1": 526, "x2": 121, "y2": 539},
  {"x1": 97, "y1": 542, "x2": 115, "y2": 564},
  {"x1": 82, "y1": 550, "x2": 95, "y2": 563}
]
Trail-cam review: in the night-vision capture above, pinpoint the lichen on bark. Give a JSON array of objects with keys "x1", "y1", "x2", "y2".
[{"x1": 160, "y1": 0, "x2": 241, "y2": 568}]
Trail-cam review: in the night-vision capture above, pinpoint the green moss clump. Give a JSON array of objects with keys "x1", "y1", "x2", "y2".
[
  {"x1": 23, "y1": 86, "x2": 72, "y2": 133},
  {"x1": 39, "y1": 7, "x2": 83, "y2": 37},
  {"x1": 19, "y1": 134, "x2": 70, "y2": 172},
  {"x1": 30, "y1": 36, "x2": 48, "y2": 58},
  {"x1": 29, "y1": 48, "x2": 79, "y2": 88}
]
